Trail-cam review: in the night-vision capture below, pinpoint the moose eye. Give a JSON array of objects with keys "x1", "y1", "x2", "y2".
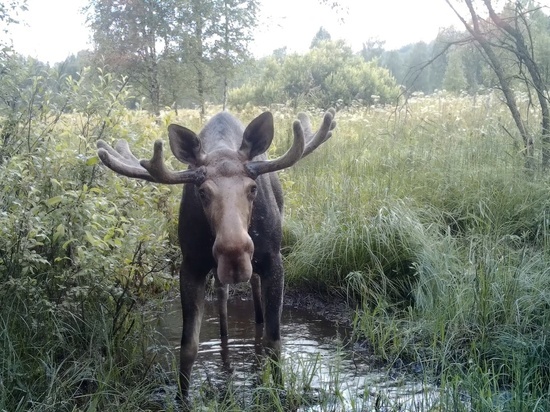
[
  {"x1": 249, "y1": 184, "x2": 258, "y2": 198},
  {"x1": 198, "y1": 187, "x2": 209, "y2": 203}
]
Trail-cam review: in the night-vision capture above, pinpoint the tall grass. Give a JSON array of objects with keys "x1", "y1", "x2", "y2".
[
  {"x1": 278, "y1": 92, "x2": 550, "y2": 410},
  {"x1": 3, "y1": 68, "x2": 550, "y2": 410}
]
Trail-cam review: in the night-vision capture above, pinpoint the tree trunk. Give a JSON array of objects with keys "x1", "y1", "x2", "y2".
[
  {"x1": 447, "y1": 0, "x2": 534, "y2": 170},
  {"x1": 149, "y1": 60, "x2": 161, "y2": 116},
  {"x1": 197, "y1": 64, "x2": 205, "y2": 119},
  {"x1": 483, "y1": 0, "x2": 550, "y2": 169},
  {"x1": 222, "y1": 0, "x2": 229, "y2": 111},
  {"x1": 222, "y1": 75, "x2": 228, "y2": 110},
  {"x1": 193, "y1": 2, "x2": 206, "y2": 120},
  {"x1": 145, "y1": 37, "x2": 161, "y2": 116}
]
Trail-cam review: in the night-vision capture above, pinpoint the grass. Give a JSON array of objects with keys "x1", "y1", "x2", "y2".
[
  {"x1": 3, "y1": 87, "x2": 550, "y2": 410},
  {"x1": 0, "y1": 295, "x2": 172, "y2": 411},
  {"x1": 278, "y1": 92, "x2": 550, "y2": 411}
]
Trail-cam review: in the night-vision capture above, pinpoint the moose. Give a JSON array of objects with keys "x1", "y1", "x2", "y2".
[{"x1": 96, "y1": 108, "x2": 336, "y2": 397}]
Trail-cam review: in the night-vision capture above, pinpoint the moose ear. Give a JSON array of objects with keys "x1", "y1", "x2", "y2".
[
  {"x1": 168, "y1": 124, "x2": 205, "y2": 165},
  {"x1": 239, "y1": 112, "x2": 274, "y2": 160}
]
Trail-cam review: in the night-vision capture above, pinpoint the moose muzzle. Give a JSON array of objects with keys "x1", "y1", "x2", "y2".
[{"x1": 213, "y1": 230, "x2": 254, "y2": 284}]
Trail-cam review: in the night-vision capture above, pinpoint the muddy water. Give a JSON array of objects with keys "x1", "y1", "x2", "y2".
[{"x1": 156, "y1": 297, "x2": 439, "y2": 410}]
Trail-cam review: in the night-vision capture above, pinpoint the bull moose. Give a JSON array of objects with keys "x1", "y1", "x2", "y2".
[{"x1": 96, "y1": 108, "x2": 336, "y2": 397}]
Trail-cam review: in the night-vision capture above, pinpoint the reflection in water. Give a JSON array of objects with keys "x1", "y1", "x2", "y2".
[{"x1": 156, "y1": 297, "x2": 438, "y2": 410}]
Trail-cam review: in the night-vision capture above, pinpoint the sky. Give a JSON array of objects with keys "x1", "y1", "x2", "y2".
[{"x1": 7, "y1": 0, "x2": 462, "y2": 64}]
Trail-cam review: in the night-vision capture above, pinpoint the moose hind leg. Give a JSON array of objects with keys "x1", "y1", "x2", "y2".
[
  {"x1": 251, "y1": 273, "x2": 263, "y2": 324},
  {"x1": 214, "y1": 271, "x2": 229, "y2": 337}
]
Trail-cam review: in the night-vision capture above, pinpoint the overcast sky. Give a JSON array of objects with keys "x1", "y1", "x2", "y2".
[{"x1": 8, "y1": 0, "x2": 462, "y2": 64}]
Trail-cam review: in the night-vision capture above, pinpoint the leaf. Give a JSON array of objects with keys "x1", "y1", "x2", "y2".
[
  {"x1": 46, "y1": 196, "x2": 63, "y2": 206},
  {"x1": 85, "y1": 231, "x2": 97, "y2": 245},
  {"x1": 86, "y1": 156, "x2": 100, "y2": 166},
  {"x1": 53, "y1": 224, "x2": 65, "y2": 242},
  {"x1": 62, "y1": 239, "x2": 77, "y2": 250}
]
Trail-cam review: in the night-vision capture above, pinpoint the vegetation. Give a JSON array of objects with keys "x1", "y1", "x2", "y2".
[
  {"x1": 436, "y1": 1, "x2": 548, "y2": 171},
  {"x1": 0, "y1": 60, "x2": 182, "y2": 410},
  {"x1": 85, "y1": 0, "x2": 259, "y2": 115},
  {"x1": 281, "y1": 91, "x2": 550, "y2": 410},
  {"x1": 3, "y1": 53, "x2": 550, "y2": 408},
  {"x1": 229, "y1": 40, "x2": 399, "y2": 109},
  {"x1": 2, "y1": 0, "x2": 550, "y2": 410}
]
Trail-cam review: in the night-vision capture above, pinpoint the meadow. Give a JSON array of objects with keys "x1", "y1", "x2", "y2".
[
  {"x1": 282, "y1": 91, "x2": 550, "y2": 411},
  {"x1": 1, "y1": 77, "x2": 550, "y2": 411}
]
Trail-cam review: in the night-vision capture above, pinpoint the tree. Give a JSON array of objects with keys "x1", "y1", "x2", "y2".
[
  {"x1": 86, "y1": 0, "x2": 172, "y2": 115},
  {"x1": 0, "y1": 0, "x2": 27, "y2": 52},
  {"x1": 402, "y1": 42, "x2": 431, "y2": 93},
  {"x1": 530, "y1": 5, "x2": 550, "y2": 85},
  {"x1": 443, "y1": 47, "x2": 467, "y2": 92},
  {"x1": 212, "y1": 0, "x2": 259, "y2": 109},
  {"x1": 167, "y1": 0, "x2": 259, "y2": 115},
  {"x1": 310, "y1": 26, "x2": 331, "y2": 49},
  {"x1": 230, "y1": 40, "x2": 399, "y2": 109},
  {"x1": 381, "y1": 50, "x2": 405, "y2": 86},
  {"x1": 360, "y1": 38, "x2": 385, "y2": 62},
  {"x1": 55, "y1": 51, "x2": 94, "y2": 81},
  {"x1": 86, "y1": 0, "x2": 259, "y2": 114},
  {"x1": 171, "y1": 0, "x2": 214, "y2": 117},
  {"x1": 445, "y1": 0, "x2": 550, "y2": 169},
  {"x1": 429, "y1": 28, "x2": 461, "y2": 91},
  {"x1": 157, "y1": 51, "x2": 194, "y2": 114},
  {"x1": 460, "y1": 41, "x2": 485, "y2": 91}
]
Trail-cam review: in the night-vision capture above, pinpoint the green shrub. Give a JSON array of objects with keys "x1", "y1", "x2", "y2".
[
  {"x1": 229, "y1": 40, "x2": 399, "y2": 109},
  {"x1": 0, "y1": 58, "x2": 179, "y2": 411}
]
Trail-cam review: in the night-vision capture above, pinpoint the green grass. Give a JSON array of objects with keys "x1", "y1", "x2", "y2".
[
  {"x1": 278, "y1": 92, "x2": 550, "y2": 411},
  {"x1": 3, "y1": 83, "x2": 550, "y2": 410}
]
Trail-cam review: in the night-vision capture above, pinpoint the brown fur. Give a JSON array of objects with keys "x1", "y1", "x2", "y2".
[{"x1": 96, "y1": 109, "x2": 336, "y2": 398}]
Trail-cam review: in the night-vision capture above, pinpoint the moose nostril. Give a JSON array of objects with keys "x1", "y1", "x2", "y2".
[
  {"x1": 213, "y1": 232, "x2": 254, "y2": 258},
  {"x1": 213, "y1": 235, "x2": 254, "y2": 284}
]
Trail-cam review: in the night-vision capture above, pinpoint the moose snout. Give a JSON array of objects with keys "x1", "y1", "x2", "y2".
[{"x1": 213, "y1": 232, "x2": 254, "y2": 284}]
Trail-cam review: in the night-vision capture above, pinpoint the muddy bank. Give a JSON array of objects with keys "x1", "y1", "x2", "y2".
[{"x1": 283, "y1": 290, "x2": 356, "y2": 328}]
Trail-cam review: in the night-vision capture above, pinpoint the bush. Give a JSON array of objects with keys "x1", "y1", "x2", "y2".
[
  {"x1": 229, "y1": 40, "x2": 399, "y2": 109},
  {"x1": 0, "y1": 56, "x2": 179, "y2": 410}
]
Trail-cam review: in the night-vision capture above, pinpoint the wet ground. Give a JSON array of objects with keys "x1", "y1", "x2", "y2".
[{"x1": 155, "y1": 293, "x2": 439, "y2": 411}]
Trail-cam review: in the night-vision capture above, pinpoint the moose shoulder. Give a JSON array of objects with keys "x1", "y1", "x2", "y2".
[{"x1": 96, "y1": 109, "x2": 336, "y2": 397}]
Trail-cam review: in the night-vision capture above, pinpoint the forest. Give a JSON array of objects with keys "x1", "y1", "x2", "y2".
[{"x1": 2, "y1": 0, "x2": 550, "y2": 411}]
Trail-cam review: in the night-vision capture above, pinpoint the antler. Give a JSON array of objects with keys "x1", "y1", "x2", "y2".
[
  {"x1": 97, "y1": 139, "x2": 205, "y2": 184},
  {"x1": 245, "y1": 108, "x2": 336, "y2": 177},
  {"x1": 298, "y1": 108, "x2": 336, "y2": 158},
  {"x1": 245, "y1": 119, "x2": 305, "y2": 177}
]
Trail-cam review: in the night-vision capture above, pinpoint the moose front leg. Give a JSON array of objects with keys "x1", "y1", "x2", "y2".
[
  {"x1": 178, "y1": 263, "x2": 208, "y2": 399},
  {"x1": 259, "y1": 252, "x2": 284, "y2": 386}
]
